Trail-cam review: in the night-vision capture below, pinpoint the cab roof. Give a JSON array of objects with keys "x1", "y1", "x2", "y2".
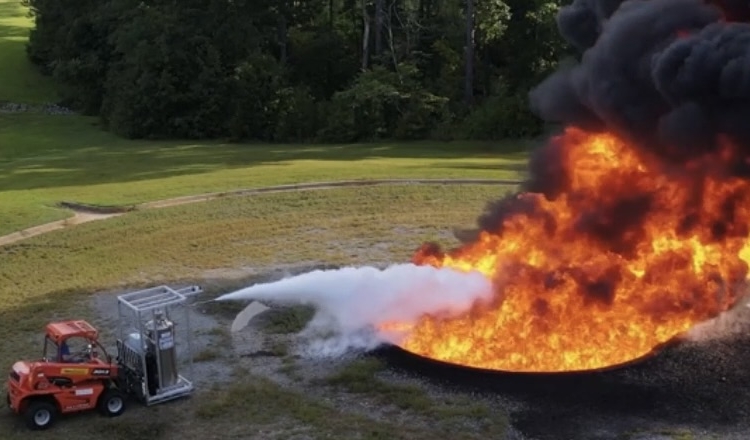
[{"x1": 45, "y1": 320, "x2": 99, "y2": 343}]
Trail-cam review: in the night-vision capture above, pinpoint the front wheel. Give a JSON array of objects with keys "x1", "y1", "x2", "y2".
[
  {"x1": 24, "y1": 400, "x2": 57, "y2": 430},
  {"x1": 97, "y1": 389, "x2": 126, "y2": 417}
]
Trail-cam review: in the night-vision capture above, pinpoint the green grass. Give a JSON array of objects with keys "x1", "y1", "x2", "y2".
[
  {"x1": 0, "y1": 0, "x2": 58, "y2": 103},
  {"x1": 192, "y1": 348, "x2": 221, "y2": 362},
  {"x1": 325, "y1": 358, "x2": 434, "y2": 411},
  {"x1": 194, "y1": 368, "x2": 494, "y2": 440},
  {"x1": 0, "y1": 185, "x2": 513, "y2": 367},
  {"x1": 324, "y1": 358, "x2": 508, "y2": 436},
  {"x1": 263, "y1": 306, "x2": 317, "y2": 334},
  {"x1": 188, "y1": 365, "x2": 505, "y2": 440},
  {"x1": 0, "y1": 112, "x2": 530, "y2": 235},
  {"x1": 0, "y1": 184, "x2": 514, "y2": 343},
  {"x1": 0, "y1": 184, "x2": 515, "y2": 439}
]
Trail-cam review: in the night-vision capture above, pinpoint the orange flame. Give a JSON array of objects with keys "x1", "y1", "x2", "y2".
[{"x1": 387, "y1": 127, "x2": 750, "y2": 373}]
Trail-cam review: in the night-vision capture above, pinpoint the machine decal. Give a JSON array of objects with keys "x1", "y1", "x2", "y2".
[
  {"x1": 75, "y1": 388, "x2": 94, "y2": 396},
  {"x1": 60, "y1": 368, "x2": 88, "y2": 375},
  {"x1": 91, "y1": 369, "x2": 110, "y2": 376}
]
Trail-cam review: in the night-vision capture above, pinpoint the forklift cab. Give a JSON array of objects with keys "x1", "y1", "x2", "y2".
[
  {"x1": 44, "y1": 335, "x2": 95, "y2": 363},
  {"x1": 42, "y1": 320, "x2": 111, "y2": 364}
]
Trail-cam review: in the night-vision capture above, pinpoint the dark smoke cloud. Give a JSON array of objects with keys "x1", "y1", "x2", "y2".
[
  {"x1": 531, "y1": 0, "x2": 750, "y2": 161},
  {"x1": 714, "y1": 0, "x2": 750, "y2": 21},
  {"x1": 450, "y1": 0, "x2": 750, "y2": 245},
  {"x1": 556, "y1": 0, "x2": 626, "y2": 51}
]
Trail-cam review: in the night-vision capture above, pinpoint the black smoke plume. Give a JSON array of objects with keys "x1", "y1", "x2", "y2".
[
  {"x1": 451, "y1": 0, "x2": 750, "y2": 245},
  {"x1": 532, "y1": 0, "x2": 750, "y2": 160}
]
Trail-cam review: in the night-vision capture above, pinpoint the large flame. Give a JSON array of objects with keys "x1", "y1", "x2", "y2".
[{"x1": 385, "y1": 128, "x2": 750, "y2": 373}]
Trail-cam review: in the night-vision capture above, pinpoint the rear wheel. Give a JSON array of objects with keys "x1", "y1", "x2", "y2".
[
  {"x1": 24, "y1": 400, "x2": 57, "y2": 430},
  {"x1": 97, "y1": 389, "x2": 126, "y2": 417}
]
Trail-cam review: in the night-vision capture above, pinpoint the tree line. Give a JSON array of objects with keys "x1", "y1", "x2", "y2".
[{"x1": 23, "y1": 0, "x2": 569, "y2": 143}]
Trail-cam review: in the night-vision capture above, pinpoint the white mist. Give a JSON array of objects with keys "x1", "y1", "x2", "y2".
[{"x1": 215, "y1": 263, "x2": 493, "y2": 356}]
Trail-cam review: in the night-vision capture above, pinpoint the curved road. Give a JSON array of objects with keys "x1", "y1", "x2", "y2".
[{"x1": 0, "y1": 178, "x2": 521, "y2": 247}]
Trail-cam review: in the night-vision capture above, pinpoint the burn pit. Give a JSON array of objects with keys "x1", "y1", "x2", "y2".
[
  {"x1": 378, "y1": 0, "x2": 750, "y2": 375},
  {"x1": 374, "y1": 329, "x2": 750, "y2": 439},
  {"x1": 379, "y1": 129, "x2": 750, "y2": 374}
]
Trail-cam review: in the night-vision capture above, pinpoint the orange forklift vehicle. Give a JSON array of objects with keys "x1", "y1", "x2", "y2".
[
  {"x1": 5, "y1": 320, "x2": 126, "y2": 430},
  {"x1": 6, "y1": 285, "x2": 201, "y2": 430}
]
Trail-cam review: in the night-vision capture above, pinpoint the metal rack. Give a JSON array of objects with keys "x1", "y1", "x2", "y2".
[{"x1": 116, "y1": 285, "x2": 202, "y2": 405}]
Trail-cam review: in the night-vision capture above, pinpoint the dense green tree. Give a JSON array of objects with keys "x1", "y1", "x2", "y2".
[{"x1": 24, "y1": 0, "x2": 569, "y2": 142}]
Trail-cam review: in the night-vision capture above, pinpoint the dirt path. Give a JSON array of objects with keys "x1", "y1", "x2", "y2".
[{"x1": 0, "y1": 178, "x2": 520, "y2": 247}]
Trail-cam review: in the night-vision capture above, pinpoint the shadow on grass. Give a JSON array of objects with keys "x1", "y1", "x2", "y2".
[
  {"x1": 0, "y1": 113, "x2": 537, "y2": 192},
  {"x1": 375, "y1": 337, "x2": 750, "y2": 439}
]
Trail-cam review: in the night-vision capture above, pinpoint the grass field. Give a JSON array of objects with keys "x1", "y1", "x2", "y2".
[
  {"x1": 0, "y1": 184, "x2": 518, "y2": 440},
  {"x1": 0, "y1": 184, "x2": 517, "y2": 317},
  {"x1": 0, "y1": 112, "x2": 530, "y2": 235},
  {"x1": 0, "y1": 113, "x2": 528, "y2": 436}
]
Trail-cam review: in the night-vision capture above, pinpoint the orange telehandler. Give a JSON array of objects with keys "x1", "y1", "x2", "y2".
[{"x1": 4, "y1": 285, "x2": 201, "y2": 430}]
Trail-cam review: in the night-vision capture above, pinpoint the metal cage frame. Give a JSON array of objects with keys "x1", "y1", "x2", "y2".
[{"x1": 116, "y1": 285, "x2": 201, "y2": 405}]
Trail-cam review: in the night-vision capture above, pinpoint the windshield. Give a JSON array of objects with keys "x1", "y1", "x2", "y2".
[
  {"x1": 43, "y1": 336, "x2": 58, "y2": 361},
  {"x1": 43, "y1": 335, "x2": 109, "y2": 363}
]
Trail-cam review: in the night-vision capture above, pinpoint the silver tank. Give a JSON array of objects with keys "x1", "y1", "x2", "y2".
[{"x1": 145, "y1": 312, "x2": 178, "y2": 388}]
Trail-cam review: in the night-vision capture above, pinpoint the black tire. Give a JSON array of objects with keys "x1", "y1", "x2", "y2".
[
  {"x1": 24, "y1": 400, "x2": 57, "y2": 430},
  {"x1": 97, "y1": 388, "x2": 126, "y2": 417}
]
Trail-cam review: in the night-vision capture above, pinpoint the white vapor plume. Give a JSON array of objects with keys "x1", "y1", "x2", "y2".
[
  {"x1": 215, "y1": 263, "x2": 493, "y2": 356},
  {"x1": 684, "y1": 291, "x2": 750, "y2": 342}
]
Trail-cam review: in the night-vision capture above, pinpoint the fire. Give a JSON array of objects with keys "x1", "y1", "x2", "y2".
[{"x1": 387, "y1": 127, "x2": 750, "y2": 373}]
